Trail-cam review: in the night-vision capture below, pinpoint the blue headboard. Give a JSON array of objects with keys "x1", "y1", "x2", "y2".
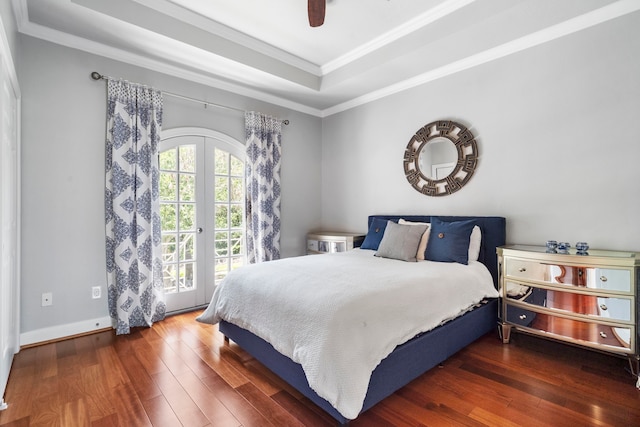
[{"x1": 368, "y1": 215, "x2": 506, "y2": 288}]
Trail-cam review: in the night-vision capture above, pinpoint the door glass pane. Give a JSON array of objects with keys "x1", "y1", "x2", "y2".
[
  {"x1": 179, "y1": 233, "x2": 195, "y2": 261},
  {"x1": 179, "y1": 174, "x2": 195, "y2": 201},
  {"x1": 231, "y1": 256, "x2": 243, "y2": 271},
  {"x1": 160, "y1": 173, "x2": 177, "y2": 201},
  {"x1": 179, "y1": 204, "x2": 195, "y2": 230},
  {"x1": 231, "y1": 231, "x2": 243, "y2": 255},
  {"x1": 215, "y1": 149, "x2": 229, "y2": 174},
  {"x1": 215, "y1": 176, "x2": 229, "y2": 202},
  {"x1": 180, "y1": 263, "x2": 195, "y2": 290},
  {"x1": 230, "y1": 155, "x2": 243, "y2": 176},
  {"x1": 215, "y1": 238, "x2": 228, "y2": 257},
  {"x1": 215, "y1": 258, "x2": 229, "y2": 283},
  {"x1": 230, "y1": 204, "x2": 243, "y2": 228},
  {"x1": 161, "y1": 234, "x2": 177, "y2": 263},
  {"x1": 159, "y1": 148, "x2": 177, "y2": 170},
  {"x1": 230, "y1": 177, "x2": 242, "y2": 202},
  {"x1": 179, "y1": 145, "x2": 195, "y2": 172},
  {"x1": 215, "y1": 204, "x2": 228, "y2": 228},
  {"x1": 160, "y1": 204, "x2": 177, "y2": 231},
  {"x1": 163, "y1": 264, "x2": 177, "y2": 293}
]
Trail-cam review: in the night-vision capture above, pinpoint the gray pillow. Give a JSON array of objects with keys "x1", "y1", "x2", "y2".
[{"x1": 374, "y1": 221, "x2": 428, "y2": 262}]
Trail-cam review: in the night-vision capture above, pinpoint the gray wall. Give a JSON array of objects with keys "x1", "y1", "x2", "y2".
[
  {"x1": 321, "y1": 12, "x2": 640, "y2": 252},
  {"x1": 19, "y1": 36, "x2": 322, "y2": 338}
]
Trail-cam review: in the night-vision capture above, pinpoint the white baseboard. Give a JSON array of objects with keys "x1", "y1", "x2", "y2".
[{"x1": 20, "y1": 316, "x2": 113, "y2": 347}]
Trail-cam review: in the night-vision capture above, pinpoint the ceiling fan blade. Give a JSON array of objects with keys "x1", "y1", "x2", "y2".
[{"x1": 308, "y1": 0, "x2": 326, "y2": 27}]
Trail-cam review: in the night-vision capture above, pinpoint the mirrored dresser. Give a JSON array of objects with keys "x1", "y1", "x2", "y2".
[{"x1": 497, "y1": 245, "x2": 640, "y2": 388}]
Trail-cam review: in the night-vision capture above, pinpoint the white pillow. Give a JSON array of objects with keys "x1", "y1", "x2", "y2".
[
  {"x1": 468, "y1": 225, "x2": 482, "y2": 262},
  {"x1": 399, "y1": 219, "x2": 481, "y2": 262},
  {"x1": 398, "y1": 219, "x2": 430, "y2": 261}
]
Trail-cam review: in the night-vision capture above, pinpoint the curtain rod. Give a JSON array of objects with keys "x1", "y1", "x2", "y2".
[{"x1": 90, "y1": 71, "x2": 289, "y2": 126}]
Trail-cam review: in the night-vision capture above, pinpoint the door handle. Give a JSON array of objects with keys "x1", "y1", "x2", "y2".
[{"x1": 197, "y1": 227, "x2": 203, "y2": 234}]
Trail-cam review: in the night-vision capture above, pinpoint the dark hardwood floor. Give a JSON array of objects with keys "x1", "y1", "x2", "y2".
[{"x1": 1, "y1": 310, "x2": 639, "y2": 426}]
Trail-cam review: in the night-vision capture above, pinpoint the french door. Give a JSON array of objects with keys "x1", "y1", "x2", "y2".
[{"x1": 159, "y1": 130, "x2": 245, "y2": 313}]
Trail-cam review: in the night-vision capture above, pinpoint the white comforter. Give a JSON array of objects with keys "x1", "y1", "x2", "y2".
[{"x1": 196, "y1": 249, "x2": 498, "y2": 419}]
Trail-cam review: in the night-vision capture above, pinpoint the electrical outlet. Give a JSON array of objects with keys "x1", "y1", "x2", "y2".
[
  {"x1": 92, "y1": 286, "x2": 101, "y2": 299},
  {"x1": 42, "y1": 292, "x2": 53, "y2": 306}
]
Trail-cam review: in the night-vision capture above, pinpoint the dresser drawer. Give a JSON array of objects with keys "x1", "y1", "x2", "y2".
[
  {"x1": 504, "y1": 281, "x2": 633, "y2": 322},
  {"x1": 505, "y1": 259, "x2": 631, "y2": 292},
  {"x1": 504, "y1": 304, "x2": 633, "y2": 353}
]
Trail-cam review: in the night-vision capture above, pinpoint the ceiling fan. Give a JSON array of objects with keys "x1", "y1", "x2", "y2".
[{"x1": 308, "y1": 0, "x2": 326, "y2": 27}]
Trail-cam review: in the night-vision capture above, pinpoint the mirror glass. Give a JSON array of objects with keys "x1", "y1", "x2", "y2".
[{"x1": 417, "y1": 137, "x2": 457, "y2": 180}]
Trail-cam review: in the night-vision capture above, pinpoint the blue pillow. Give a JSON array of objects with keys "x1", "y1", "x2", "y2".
[
  {"x1": 424, "y1": 218, "x2": 476, "y2": 264},
  {"x1": 360, "y1": 218, "x2": 394, "y2": 250}
]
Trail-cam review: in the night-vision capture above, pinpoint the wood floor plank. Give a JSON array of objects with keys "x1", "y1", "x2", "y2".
[
  {"x1": 140, "y1": 395, "x2": 182, "y2": 427},
  {"x1": 0, "y1": 418, "x2": 30, "y2": 427},
  {"x1": 146, "y1": 337, "x2": 193, "y2": 378},
  {"x1": 71, "y1": 335, "x2": 99, "y2": 369},
  {"x1": 28, "y1": 391, "x2": 61, "y2": 427},
  {"x1": 395, "y1": 383, "x2": 486, "y2": 426},
  {"x1": 150, "y1": 369, "x2": 211, "y2": 426},
  {"x1": 235, "y1": 382, "x2": 305, "y2": 427},
  {"x1": 130, "y1": 337, "x2": 169, "y2": 377},
  {"x1": 89, "y1": 413, "x2": 119, "y2": 427},
  {"x1": 95, "y1": 346, "x2": 128, "y2": 390},
  {"x1": 270, "y1": 390, "x2": 335, "y2": 427},
  {"x1": 117, "y1": 352, "x2": 163, "y2": 402},
  {"x1": 468, "y1": 406, "x2": 524, "y2": 427},
  {"x1": 174, "y1": 369, "x2": 241, "y2": 426},
  {"x1": 0, "y1": 386, "x2": 32, "y2": 426},
  {"x1": 217, "y1": 344, "x2": 281, "y2": 396},
  {"x1": 33, "y1": 344, "x2": 57, "y2": 380},
  {"x1": 109, "y1": 382, "x2": 153, "y2": 427},
  {"x1": 167, "y1": 339, "x2": 221, "y2": 379},
  {"x1": 199, "y1": 371, "x2": 273, "y2": 427},
  {"x1": 190, "y1": 343, "x2": 249, "y2": 389},
  {"x1": 373, "y1": 393, "x2": 453, "y2": 427},
  {"x1": 60, "y1": 398, "x2": 91, "y2": 427},
  {"x1": 4, "y1": 311, "x2": 640, "y2": 427},
  {"x1": 78, "y1": 364, "x2": 116, "y2": 421}
]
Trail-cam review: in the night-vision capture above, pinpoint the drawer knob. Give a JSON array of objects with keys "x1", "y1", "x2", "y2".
[
  {"x1": 518, "y1": 267, "x2": 527, "y2": 273},
  {"x1": 600, "y1": 276, "x2": 608, "y2": 282},
  {"x1": 599, "y1": 304, "x2": 608, "y2": 311},
  {"x1": 599, "y1": 331, "x2": 607, "y2": 339},
  {"x1": 519, "y1": 314, "x2": 527, "y2": 320}
]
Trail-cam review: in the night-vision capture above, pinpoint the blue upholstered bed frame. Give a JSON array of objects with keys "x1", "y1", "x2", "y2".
[{"x1": 219, "y1": 215, "x2": 506, "y2": 424}]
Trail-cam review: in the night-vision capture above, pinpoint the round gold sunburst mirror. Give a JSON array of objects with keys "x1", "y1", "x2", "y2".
[{"x1": 403, "y1": 120, "x2": 478, "y2": 197}]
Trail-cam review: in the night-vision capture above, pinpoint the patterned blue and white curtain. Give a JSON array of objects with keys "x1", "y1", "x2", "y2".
[
  {"x1": 105, "y1": 79, "x2": 165, "y2": 335},
  {"x1": 245, "y1": 111, "x2": 282, "y2": 263}
]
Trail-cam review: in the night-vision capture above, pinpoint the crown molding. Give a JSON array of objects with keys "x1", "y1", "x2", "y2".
[
  {"x1": 321, "y1": 0, "x2": 475, "y2": 75},
  {"x1": 132, "y1": 0, "x2": 322, "y2": 76},
  {"x1": 321, "y1": 0, "x2": 640, "y2": 117},
  {"x1": 13, "y1": 0, "x2": 640, "y2": 119},
  {"x1": 18, "y1": 19, "x2": 324, "y2": 117}
]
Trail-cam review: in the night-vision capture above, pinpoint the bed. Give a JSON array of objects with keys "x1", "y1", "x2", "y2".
[{"x1": 197, "y1": 215, "x2": 506, "y2": 424}]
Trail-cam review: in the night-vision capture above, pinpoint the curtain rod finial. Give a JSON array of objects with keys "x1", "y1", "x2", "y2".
[
  {"x1": 90, "y1": 71, "x2": 102, "y2": 80},
  {"x1": 282, "y1": 119, "x2": 290, "y2": 126}
]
